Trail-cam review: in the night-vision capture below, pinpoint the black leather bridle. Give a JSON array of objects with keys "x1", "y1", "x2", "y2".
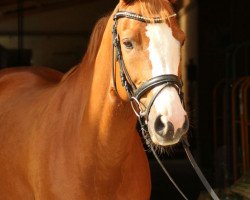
[
  {"x1": 112, "y1": 11, "x2": 184, "y2": 121},
  {"x1": 111, "y1": 10, "x2": 220, "y2": 200}
]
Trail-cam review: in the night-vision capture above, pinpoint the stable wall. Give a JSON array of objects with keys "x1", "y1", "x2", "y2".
[{"x1": 0, "y1": 1, "x2": 116, "y2": 71}]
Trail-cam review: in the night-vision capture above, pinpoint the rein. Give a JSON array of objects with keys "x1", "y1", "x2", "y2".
[{"x1": 112, "y1": 10, "x2": 220, "y2": 200}]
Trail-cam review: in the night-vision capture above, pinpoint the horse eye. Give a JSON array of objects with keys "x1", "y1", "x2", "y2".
[{"x1": 123, "y1": 40, "x2": 133, "y2": 49}]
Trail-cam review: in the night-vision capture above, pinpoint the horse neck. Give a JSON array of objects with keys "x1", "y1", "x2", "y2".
[{"x1": 85, "y1": 17, "x2": 138, "y2": 163}]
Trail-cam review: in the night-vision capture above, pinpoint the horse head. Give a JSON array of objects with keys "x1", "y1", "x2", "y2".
[{"x1": 111, "y1": 0, "x2": 188, "y2": 147}]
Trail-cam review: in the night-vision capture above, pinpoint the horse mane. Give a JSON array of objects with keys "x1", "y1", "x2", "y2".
[{"x1": 82, "y1": 14, "x2": 110, "y2": 67}]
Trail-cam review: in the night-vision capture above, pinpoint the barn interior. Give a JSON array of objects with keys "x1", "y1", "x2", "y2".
[{"x1": 0, "y1": 0, "x2": 249, "y2": 199}]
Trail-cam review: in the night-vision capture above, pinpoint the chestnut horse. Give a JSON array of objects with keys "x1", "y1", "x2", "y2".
[{"x1": 0, "y1": 0, "x2": 188, "y2": 199}]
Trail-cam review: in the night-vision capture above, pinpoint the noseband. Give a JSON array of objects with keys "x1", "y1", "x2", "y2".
[{"x1": 111, "y1": 11, "x2": 220, "y2": 200}]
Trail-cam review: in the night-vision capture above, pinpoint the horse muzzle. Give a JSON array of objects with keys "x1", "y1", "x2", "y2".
[{"x1": 148, "y1": 113, "x2": 189, "y2": 146}]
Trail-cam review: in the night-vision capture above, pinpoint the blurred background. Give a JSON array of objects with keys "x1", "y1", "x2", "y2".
[{"x1": 0, "y1": 0, "x2": 249, "y2": 199}]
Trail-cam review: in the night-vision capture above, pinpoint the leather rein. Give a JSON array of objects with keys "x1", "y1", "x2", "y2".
[{"x1": 112, "y1": 10, "x2": 220, "y2": 200}]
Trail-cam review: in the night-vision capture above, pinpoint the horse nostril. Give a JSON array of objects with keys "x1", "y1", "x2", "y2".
[
  {"x1": 154, "y1": 115, "x2": 165, "y2": 135},
  {"x1": 154, "y1": 116, "x2": 175, "y2": 138}
]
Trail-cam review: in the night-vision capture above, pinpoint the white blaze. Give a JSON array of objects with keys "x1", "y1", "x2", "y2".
[
  {"x1": 146, "y1": 23, "x2": 180, "y2": 76},
  {"x1": 145, "y1": 23, "x2": 185, "y2": 130}
]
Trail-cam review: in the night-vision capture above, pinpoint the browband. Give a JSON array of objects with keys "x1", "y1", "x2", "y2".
[{"x1": 114, "y1": 11, "x2": 177, "y2": 23}]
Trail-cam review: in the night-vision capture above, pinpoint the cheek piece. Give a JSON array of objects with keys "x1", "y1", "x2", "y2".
[{"x1": 111, "y1": 10, "x2": 220, "y2": 200}]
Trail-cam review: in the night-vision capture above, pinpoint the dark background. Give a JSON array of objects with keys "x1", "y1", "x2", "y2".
[{"x1": 0, "y1": 0, "x2": 249, "y2": 199}]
